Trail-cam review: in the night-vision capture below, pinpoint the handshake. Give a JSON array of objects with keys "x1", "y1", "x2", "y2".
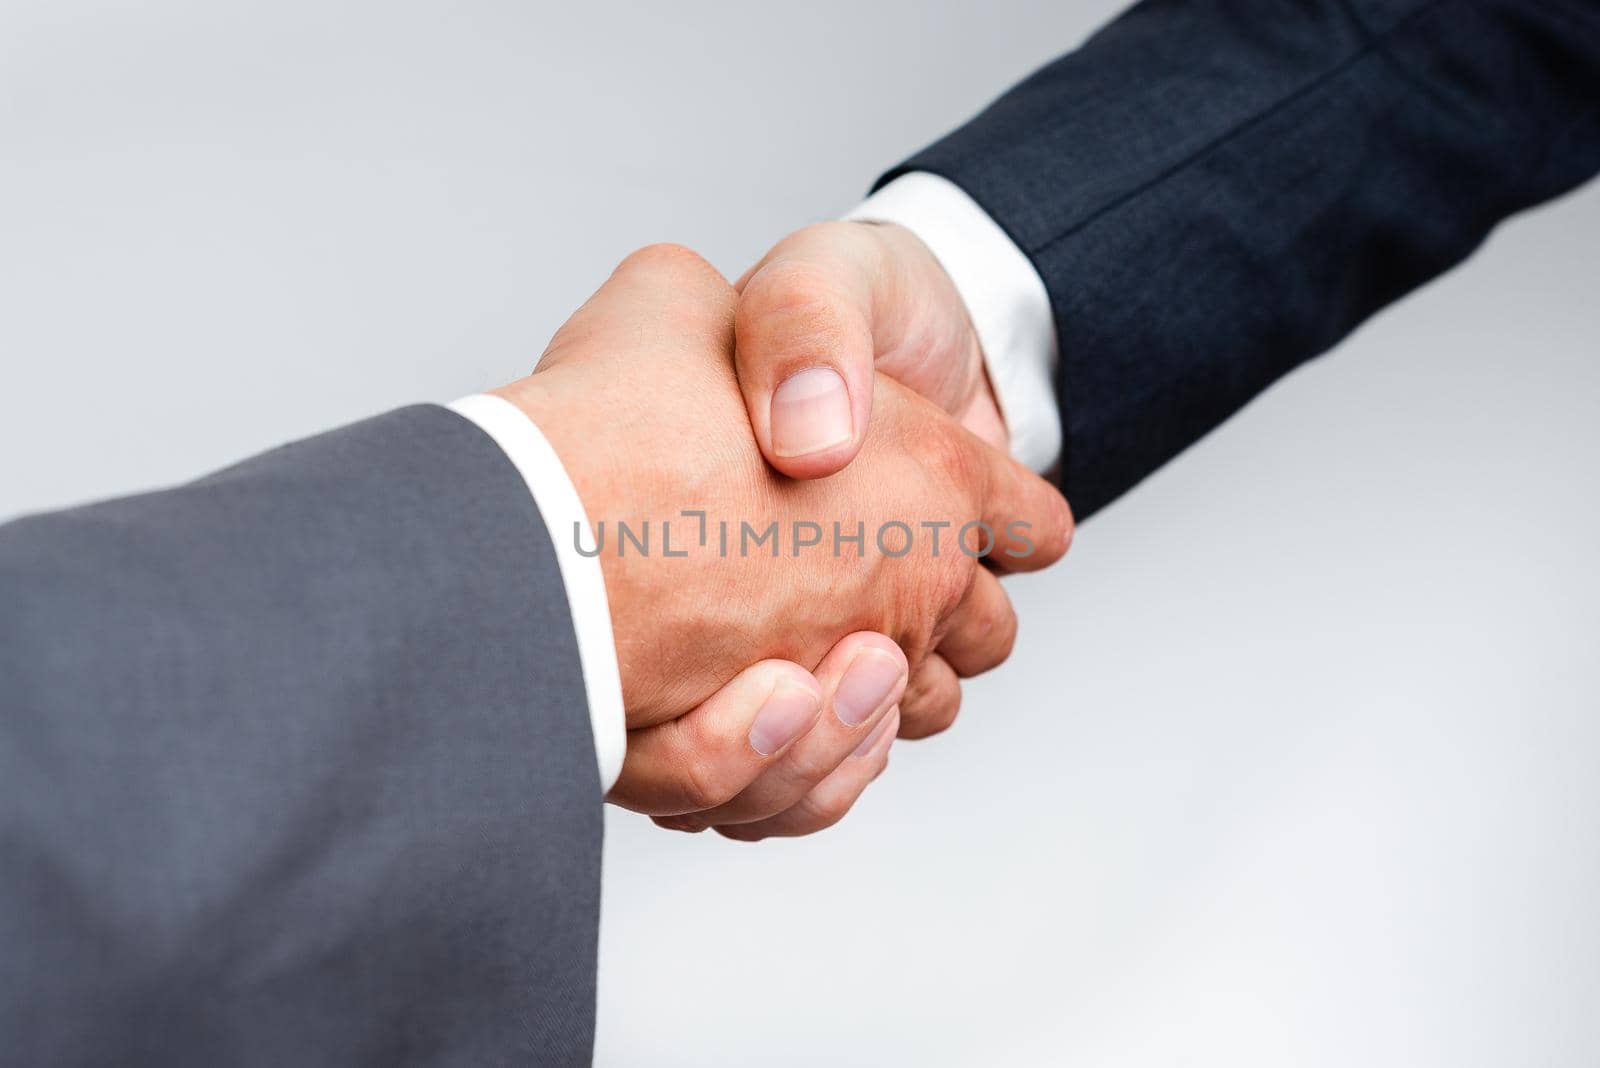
[{"x1": 493, "y1": 222, "x2": 1074, "y2": 840}]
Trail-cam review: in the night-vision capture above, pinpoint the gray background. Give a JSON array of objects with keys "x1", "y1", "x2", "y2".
[{"x1": 3, "y1": 2, "x2": 1597, "y2": 1064}]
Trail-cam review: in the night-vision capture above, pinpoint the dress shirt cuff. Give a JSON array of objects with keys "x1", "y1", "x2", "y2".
[
  {"x1": 445, "y1": 394, "x2": 625, "y2": 794},
  {"x1": 846, "y1": 171, "x2": 1061, "y2": 474}
]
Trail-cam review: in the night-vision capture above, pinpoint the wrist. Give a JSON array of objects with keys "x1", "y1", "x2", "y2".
[{"x1": 490, "y1": 374, "x2": 642, "y2": 700}]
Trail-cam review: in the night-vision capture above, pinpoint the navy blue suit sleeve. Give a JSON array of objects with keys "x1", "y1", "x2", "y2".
[{"x1": 886, "y1": 0, "x2": 1600, "y2": 517}]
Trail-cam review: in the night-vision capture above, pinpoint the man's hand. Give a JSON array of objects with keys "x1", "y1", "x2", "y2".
[
  {"x1": 733, "y1": 221, "x2": 1007, "y2": 479},
  {"x1": 491, "y1": 244, "x2": 1070, "y2": 838}
]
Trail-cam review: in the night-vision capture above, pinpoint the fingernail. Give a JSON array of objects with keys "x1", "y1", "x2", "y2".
[
  {"x1": 749, "y1": 679, "x2": 821, "y2": 756},
  {"x1": 853, "y1": 706, "x2": 897, "y2": 757},
  {"x1": 833, "y1": 650, "x2": 905, "y2": 727},
  {"x1": 771, "y1": 367, "x2": 852, "y2": 457}
]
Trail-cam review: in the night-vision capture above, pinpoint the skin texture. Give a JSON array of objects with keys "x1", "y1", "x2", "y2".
[
  {"x1": 492, "y1": 244, "x2": 1072, "y2": 839},
  {"x1": 735, "y1": 220, "x2": 1075, "y2": 754}
]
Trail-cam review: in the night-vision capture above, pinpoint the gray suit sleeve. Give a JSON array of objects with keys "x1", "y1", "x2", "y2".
[{"x1": 0, "y1": 405, "x2": 603, "y2": 1066}]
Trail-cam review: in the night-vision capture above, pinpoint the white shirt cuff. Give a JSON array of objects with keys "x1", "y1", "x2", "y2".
[
  {"x1": 846, "y1": 172, "x2": 1062, "y2": 474},
  {"x1": 445, "y1": 394, "x2": 625, "y2": 794}
]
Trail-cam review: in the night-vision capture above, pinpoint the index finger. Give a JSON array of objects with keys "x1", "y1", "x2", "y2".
[{"x1": 972, "y1": 435, "x2": 1074, "y2": 572}]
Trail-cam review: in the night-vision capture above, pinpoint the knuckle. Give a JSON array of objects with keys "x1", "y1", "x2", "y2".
[
  {"x1": 742, "y1": 256, "x2": 834, "y2": 308},
  {"x1": 897, "y1": 710, "x2": 938, "y2": 740},
  {"x1": 913, "y1": 424, "x2": 983, "y2": 509},
  {"x1": 625, "y1": 245, "x2": 739, "y2": 341},
  {"x1": 894, "y1": 619, "x2": 939, "y2": 668},
  {"x1": 714, "y1": 823, "x2": 764, "y2": 844},
  {"x1": 924, "y1": 693, "x2": 961, "y2": 737},
  {"x1": 1039, "y1": 492, "x2": 1076, "y2": 561},
  {"x1": 678, "y1": 753, "x2": 738, "y2": 812},
  {"x1": 968, "y1": 590, "x2": 1018, "y2": 666},
  {"x1": 780, "y1": 750, "x2": 835, "y2": 800},
  {"x1": 1057, "y1": 499, "x2": 1077, "y2": 556},
  {"x1": 990, "y1": 604, "x2": 1019, "y2": 663},
  {"x1": 800, "y1": 789, "x2": 854, "y2": 832},
  {"x1": 932, "y1": 675, "x2": 964, "y2": 732},
  {"x1": 900, "y1": 677, "x2": 961, "y2": 739},
  {"x1": 932, "y1": 553, "x2": 979, "y2": 620},
  {"x1": 622, "y1": 241, "x2": 714, "y2": 276}
]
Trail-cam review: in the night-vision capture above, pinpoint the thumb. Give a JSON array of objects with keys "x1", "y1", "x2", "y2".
[
  {"x1": 733, "y1": 223, "x2": 886, "y2": 480},
  {"x1": 606, "y1": 659, "x2": 824, "y2": 816}
]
